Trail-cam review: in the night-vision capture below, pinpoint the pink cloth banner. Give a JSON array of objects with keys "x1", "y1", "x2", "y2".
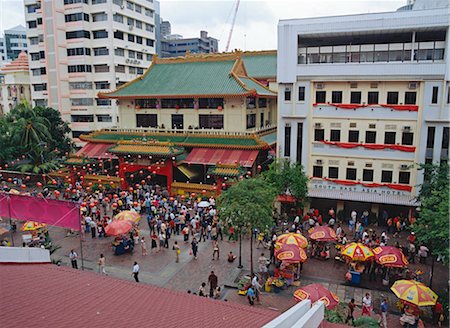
[{"x1": 0, "y1": 193, "x2": 80, "y2": 230}]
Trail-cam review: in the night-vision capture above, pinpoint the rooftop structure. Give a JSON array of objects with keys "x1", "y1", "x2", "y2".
[
  {"x1": 160, "y1": 30, "x2": 219, "y2": 58},
  {"x1": 3, "y1": 25, "x2": 27, "y2": 61}
]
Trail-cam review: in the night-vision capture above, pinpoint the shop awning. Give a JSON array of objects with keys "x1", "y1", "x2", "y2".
[
  {"x1": 184, "y1": 148, "x2": 259, "y2": 167},
  {"x1": 308, "y1": 188, "x2": 420, "y2": 207},
  {"x1": 75, "y1": 143, "x2": 117, "y2": 159},
  {"x1": 177, "y1": 164, "x2": 198, "y2": 180}
]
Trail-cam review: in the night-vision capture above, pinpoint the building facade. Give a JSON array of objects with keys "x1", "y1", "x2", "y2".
[
  {"x1": 0, "y1": 37, "x2": 6, "y2": 62},
  {"x1": 23, "y1": 0, "x2": 156, "y2": 141},
  {"x1": 161, "y1": 30, "x2": 219, "y2": 58},
  {"x1": 277, "y1": 0, "x2": 449, "y2": 216},
  {"x1": 4, "y1": 25, "x2": 28, "y2": 61},
  {"x1": 0, "y1": 52, "x2": 32, "y2": 115}
]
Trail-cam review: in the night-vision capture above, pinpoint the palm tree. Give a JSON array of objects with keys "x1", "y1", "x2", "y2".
[{"x1": 16, "y1": 145, "x2": 59, "y2": 174}]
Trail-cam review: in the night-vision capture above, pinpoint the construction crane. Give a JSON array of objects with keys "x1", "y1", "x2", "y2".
[{"x1": 225, "y1": 0, "x2": 240, "y2": 52}]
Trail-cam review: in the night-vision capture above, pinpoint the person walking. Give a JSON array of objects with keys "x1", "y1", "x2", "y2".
[
  {"x1": 247, "y1": 286, "x2": 255, "y2": 305},
  {"x1": 173, "y1": 241, "x2": 180, "y2": 263},
  {"x1": 362, "y1": 293, "x2": 372, "y2": 316},
  {"x1": 132, "y1": 261, "x2": 140, "y2": 282},
  {"x1": 252, "y1": 274, "x2": 263, "y2": 303},
  {"x1": 345, "y1": 298, "x2": 356, "y2": 325},
  {"x1": 140, "y1": 236, "x2": 148, "y2": 256},
  {"x1": 191, "y1": 237, "x2": 198, "y2": 260},
  {"x1": 198, "y1": 282, "x2": 207, "y2": 297},
  {"x1": 212, "y1": 240, "x2": 219, "y2": 260},
  {"x1": 208, "y1": 271, "x2": 218, "y2": 297},
  {"x1": 98, "y1": 253, "x2": 106, "y2": 275},
  {"x1": 380, "y1": 298, "x2": 388, "y2": 328},
  {"x1": 69, "y1": 249, "x2": 78, "y2": 269}
]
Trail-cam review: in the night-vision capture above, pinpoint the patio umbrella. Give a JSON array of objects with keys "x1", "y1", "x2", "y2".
[
  {"x1": 373, "y1": 246, "x2": 409, "y2": 268},
  {"x1": 294, "y1": 283, "x2": 339, "y2": 309},
  {"x1": 114, "y1": 210, "x2": 141, "y2": 223},
  {"x1": 391, "y1": 280, "x2": 438, "y2": 307},
  {"x1": 275, "y1": 243, "x2": 307, "y2": 263},
  {"x1": 105, "y1": 220, "x2": 133, "y2": 236},
  {"x1": 0, "y1": 227, "x2": 9, "y2": 235},
  {"x1": 309, "y1": 226, "x2": 337, "y2": 242},
  {"x1": 276, "y1": 232, "x2": 308, "y2": 249},
  {"x1": 341, "y1": 242, "x2": 374, "y2": 261},
  {"x1": 8, "y1": 189, "x2": 20, "y2": 195},
  {"x1": 21, "y1": 221, "x2": 47, "y2": 231},
  {"x1": 197, "y1": 201, "x2": 210, "y2": 208}
]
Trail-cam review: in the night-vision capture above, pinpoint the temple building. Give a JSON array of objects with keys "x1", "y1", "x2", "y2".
[{"x1": 73, "y1": 51, "x2": 277, "y2": 195}]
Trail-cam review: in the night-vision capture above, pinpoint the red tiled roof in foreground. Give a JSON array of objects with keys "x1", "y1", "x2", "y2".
[{"x1": 0, "y1": 264, "x2": 278, "y2": 327}]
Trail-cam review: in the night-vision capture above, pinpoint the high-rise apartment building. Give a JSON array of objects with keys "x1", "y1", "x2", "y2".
[
  {"x1": 4, "y1": 25, "x2": 28, "y2": 61},
  {"x1": 277, "y1": 0, "x2": 449, "y2": 217},
  {"x1": 0, "y1": 38, "x2": 6, "y2": 62},
  {"x1": 161, "y1": 30, "x2": 219, "y2": 58},
  {"x1": 24, "y1": 0, "x2": 156, "y2": 141}
]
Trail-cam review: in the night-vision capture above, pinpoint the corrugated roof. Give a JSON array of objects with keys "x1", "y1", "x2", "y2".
[
  {"x1": 260, "y1": 131, "x2": 277, "y2": 145},
  {"x1": 0, "y1": 264, "x2": 278, "y2": 327},
  {"x1": 242, "y1": 51, "x2": 277, "y2": 79}
]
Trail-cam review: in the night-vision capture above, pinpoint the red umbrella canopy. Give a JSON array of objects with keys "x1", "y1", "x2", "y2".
[
  {"x1": 275, "y1": 243, "x2": 307, "y2": 263},
  {"x1": 309, "y1": 226, "x2": 337, "y2": 242},
  {"x1": 105, "y1": 220, "x2": 132, "y2": 236},
  {"x1": 373, "y1": 246, "x2": 409, "y2": 268},
  {"x1": 293, "y1": 283, "x2": 340, "y2": 309}
]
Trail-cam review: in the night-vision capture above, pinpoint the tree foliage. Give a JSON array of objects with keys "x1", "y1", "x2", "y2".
[
  {"x1": 261, "y1": 159, "x2": 308, "y2": 206},
  {"x1": 413, "y1": 162, "x2": 449, "y2": 265}
]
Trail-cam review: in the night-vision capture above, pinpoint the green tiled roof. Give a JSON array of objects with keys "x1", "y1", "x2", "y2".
[
  {"x1": 239, "y1": 77, "x2": 274, "y2": 96},
  {"x1": 242, "y1": 52, "x2": 277, "y2": 79},
  {"x1": 86, "y1": 133, "x2": 186, "y2": 143},
  {"x1": 207, "y1": 165, "x2": 245, "y2": 177},
  {"x1": 100, "y1": 54, "x2": 276, "y2": 99},
  {"x1": 183, "y1": 135, "x2": 258, "y2": 146},
  {"x1": 260, "y1": 131, "x2": 277, "y2": 145}
]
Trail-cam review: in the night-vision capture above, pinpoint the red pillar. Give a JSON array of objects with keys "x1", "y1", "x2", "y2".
[
  {"x1": 167, "y1": 160, "x2": 173, "y2": 195},
  {"x1": 216, "y1": 177, "x2": 223, "y2": 196},
  {"x1": 118, "y1": 157, "x2": 128, "y2": 190}
]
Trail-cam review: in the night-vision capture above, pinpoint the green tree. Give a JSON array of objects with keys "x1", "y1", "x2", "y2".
[
  {"x1": 262, "y1": 159, "x2": 309, "y2": 207},
  {"x1": 413, "y1": 163, "x2": 449, "y2": 285},
  {"x1": 217, "y1": 177, "x2": 277, "y2": 275},
  {"x1": 35, "y1": 106, "x2": 73, "y2": 155}
]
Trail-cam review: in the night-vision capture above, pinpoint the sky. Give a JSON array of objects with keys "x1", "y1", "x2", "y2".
[{"x1": 1, "y1": 0, "x2": 405, "y2": 51}]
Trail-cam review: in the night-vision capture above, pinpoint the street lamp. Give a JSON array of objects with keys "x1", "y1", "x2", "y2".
[{"x1": 237, "y1": 230, "x2": 243, "y2": 269}]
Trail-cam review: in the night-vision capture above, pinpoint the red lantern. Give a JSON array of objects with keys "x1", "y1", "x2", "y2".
[
  {"x1": 202, "y1": 189, "x2": 207, "y2": 194},
  {"x1": 72, "y1": 189, "x2": 77, "y2": 194},
  {"x1": 112, "y1": 203, "x2": 118, "y2": 209},
  {"x1": 169, "y1": 196, "x2": 174, "y2": 202},
  {"x1": 58, "y1": 170, "x2": 62, "y2": 174},
  {"x1": 7, "y1": 178, "x2": 12, "y2": 182},
  {"x1": 121, "y1": 191, "x2": 126, "y2": 197},
  {"x1": 86, "y1": 187, "x2": 91, "y2": 191},
  {"x1": 37, "y1": 192, "x2": 43, "y2": 197},
  {"x1": 221, "y1": 183, "x2": 226, "y2": 188},
  {"x1": 139, "y1": 170, "x2": 143, "y2": 174},
  {"x1": 181, "y1": 195, "x2": 185, "y2": 200},
  {"x1": 104, "y1": 197, "x2": 109, "y2": 203},
  {"x1": 129, "y1": 187, "x2": 133, "y2": 192},
  {"x1": 36, "y1": 182, "x2": 43, "y2": 187},
  {"x1": 104, "y1": 169, "x2": 108, "y2": 173},
  {"x1": 81, "y1": 202, "x2": 87, "y2": 207},
  {"x1": 113, "y1": 194, "x2": 119, "y2": 199},
  {"x1": 141, "y1": 180, "x2": 145, "y2": 185},
  {"x1": 191, "y1": 193, "x2": 196, "y2": 197},
  {"x1": 54, "y1": 190, "x2": 61, "y2": 197},
  {"x1": 130, "y1": 174, "x2": 134, "y2": 179},
  {"x1": 66, "y1": 188, "x2": 71, "y2": 192},
  {"x1": 110, "y1": 181, "x2": 114, "y2": 185},
  {"x1": 147, "y1": 175, "x2": 151, "y2": 180},
  {"x1": 94, "y1": 200, "x2": 98, "y2": 205},
  {"x1": 88, "y1": 182, "x2": 93, "y2": 186},
  {"x1": 115, "y1": 171, "x2": 119, "y2": 175},
  {"x1": 26, "y1": 176, "x2": 30, "y2": 181},
  {"x1": 89, "y1": 203, "x2": 95, "y2": 208},
  {"x1": 98, "y1": 184, "x2": 103, "y2": 188},
  {"x1": 133, "y1": 201, "x2": 138, "y2": 207},
  {"x1": 115, "y1": 165, "x2": 119, "y2": 169},
  {"x1": 213, "y1": 186, "x2": 217, "y2": 190},
  {"x1": 20, "y1": 184, "x2": 26, "y2": 189},
  {"x1": 152, "y1": 171, "x2": 156, "y2": 174},
  {"x1": 257, "y1": 165, "x2": 262, "y2": 170},
  {"x1": 77, "y1": 185, "x2": 82, "y2": 190},
  {"x1": 247, "y1": 171, "x2": 251, "y2": 176},
  {"x1": 120, "y1": 178, "x2": 124, "y2": 182}
]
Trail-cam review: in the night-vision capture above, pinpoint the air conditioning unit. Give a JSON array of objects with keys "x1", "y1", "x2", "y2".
[
  {"x1": 350, "y1": 122, "x2": 357, "y2": 128},
  {"x1": 350, "y1": 82, "x2": 358, "y2": 88},
  {"x1": 408, "y1": 82, "x2": 418, "y2": 90},
  {"x1": 120, "y1": 5, "x2": 124, "y2": 9},
  {"x1": 315, "y1": 123, "x2": 322, "y2": 128},
  {"x1": 400, "y1": 164, "x2": 409, "y2": 170},
  {"x1": 316, "y1": 159, "x2": 323, "y2": 165},
  {"x1": 128, "y1": 25, "x2": 134, "y2": 31},
  {"x1": 365, "y1": 163, "x2": 373, "y2": 168},
  {"x1": 403, "y1": 126, "x2": 411, "y2": 131},
  {"x1": 315, "y1": 82, "x2": 324, "y2": 89},
  {"x1": 369, "y1": 124, "x2": 376, "y2": 129},
  {"x1": 348, "y1": 161, "x2": 355, "y2": 166}
]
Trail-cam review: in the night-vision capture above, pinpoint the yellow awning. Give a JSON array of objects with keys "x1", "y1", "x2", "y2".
[{"x1": 177, "y1": 165, "x2": 198, "y2": 180}]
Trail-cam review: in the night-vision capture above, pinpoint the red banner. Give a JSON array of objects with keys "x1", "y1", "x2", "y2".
[
  {"x1": 313, "y1": 103, "x2": 419, "y2": 112},
  {"x1": 318, "y1": 178, "x2": 413, "y2": 192},
  {"x1": 320, "y1": 141, "x2": 416, "y2": 153},
  {"x1": 0, "y1": 193, "x2": 80, "y2": 230}
]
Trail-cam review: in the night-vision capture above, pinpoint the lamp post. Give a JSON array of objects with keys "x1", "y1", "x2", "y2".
[{"x1": 237, "y1": 231, "x2": 243, "y2": 269}]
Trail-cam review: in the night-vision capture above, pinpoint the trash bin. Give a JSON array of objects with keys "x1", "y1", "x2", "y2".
[{"x1": 350, "y1": 271, "x2": 361, "y2": 285}]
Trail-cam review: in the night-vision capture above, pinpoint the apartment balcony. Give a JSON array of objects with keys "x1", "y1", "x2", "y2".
[
  {"x1": 312, "y1": 103, "x2": 419, "y2": 120},
  {"x1": 312, "y1": 141, "x2": 416, "y2": 161}
]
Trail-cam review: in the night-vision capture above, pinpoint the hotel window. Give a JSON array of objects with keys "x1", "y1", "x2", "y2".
[
  {"x1": 362, "y1": 169, "x2": 374, "y2": 182},
  {"x1": 66, "y1": 30, "x2": 90, "y2": 39},
  {"x1": 97, "y1": 115, "x2": 112, "y2": 122},
  {"x1": 128, "y1": 50, "x2": 136, "y2": 59},
  {"x1": 315, "y1": 91, "x2": 326, "y2": 103},
  {"x1": 431, "y1": 86, "x2": 439, "y2": 104},
  {"x1": 331, "y1": 91, "x2": 342, "y2": 104},
  {"x1": 258, "y1": 98, "x2": 267, "y2": 108},
  {"x1": 246, "y1": 114, "x2": 256, "y2": 129},
  {"x1": 346, "y1": 168, "x2": 357, "y2": 181},
  {"x1": 71, "y1": 115, "x2": 94, "y2": 123},
  {"x1": 68, "y1": 65, "x2": 92, "y2": 73},
  {"x1": 95, "y1": 81, "x2": 110, "y2": 89},
  {"x1": 129, "y1": 67, "x2": 136, "y2": 74},
  {"x1": 96, "y1": 99, "x2": 111, "y2": 106},
  {"x1": 27, "y1": 21, "x2": 37, "y2": 29},
  {"x1": 113, "y1": 13, "x2": 123, "y2": 23},
  {"x1": 314, "y1": 129, "x2": 324, "y2": 141},
  {"x1": 93, "y1": 30, "x2": 108, "y2": 39},
  {"x1": 405, "y1": 92, "x2": 417, "y2": 105},
  {"x1": 135, "y1": 4, "x2": 142, "y2": 13},
  {"x1": 398, "y1": 172, "x2": 411, "y2": 184},
  {"x1": 297, "y1": 123, "x2": 303, "y2": 164},
  {"x1": 69, "y1": 82, "x2": 92, "y2": 90},
  {"x1": 350, "y1": 91, "x2": 361, "y2": 104},
  {"x1": 146, "y1": 39, "x2": 154, "y2": 46},
  {"x1": 171, "y1": 114, "x2": 183, "y2": 129},
  {"x1": 365, "y1": 131, "x2": 376, "y2": 144},
  {"x1": 92, "y1": 0, "x2": 107, "y2": 3},
  {"x1": 387, "y1": 92, "x2": 399, "y2": 105},
  {"x1": 330, "y1": 130, "x2": 341, "y2": 142},
  {"x1": 298, "y1": 87, "x2": 305, "y2": 101},
  {"x1": 126, "y1": 1, "x2": 134, "y2": 10},
  {"x1": 442, "y1": 127, "x2": 449, "y2": 150},
  {"x1": 198, "y1": 98, "x2": 224, "y2": 109},
  {"x1": 115, "y1": 65, "x2": 125, "y2": 73},
  {"x1": 136, "y1": 21, "x2": 142, "y2": 29},
  {"x1": 128, "y1": 34, "x2": 135, "y2": 42},
  {"x1": 368, "y1": 91, "x2": 379, "y2": 104},
  {"x1": 426, "y1": 127, "x2": 436, "y2": 148},
  {"x1": 284, "y1": 88, "x2": 291, "y2": 101},
  {"x1": 199, "y1": 114, "x2": 224, "y2": 129},
  {"x1": 65, "y1": 13, "x2": 89, "y2": 22},
  {"x1": 93, "y1": 47, "x2": 109, "y2": 56},
  {"x1": 71, "y1": 98, "x2": 93, "y2": 106},
  {"x1": 114, "y1": 31, "x2": 124, "y2": 40},
  {"x1": 284, "y1": 125, "x2": 291, "y2": 156},
  {"x1": 136, "y1": 36, "x2": 143, "y2": 44},
  {"x1": 137, "y1": 68, "x2": 144, "y2": 75},
  {"x1": 94, "y1": 65, "x2": 109, "y2": 73},
  {"x1": 114, "y1": 48, "x2": 124, "y2": 56},
  {"x1": 384, "y1": 132, "x2": 396, "y2": 145},
  {"x1": 92, "y1": 12, "x2": 107, "y2": 22},
  {"x1": 136, "y1": 114, "x2": 157, "y2": 128},
  {"x1": 402, "y1": 132, "x2": 414, "y2": 145},
  {"x1": 348, "y1": 130, "x2": 359, "y2": 143},
  {"x1": 328, "y1": 167, "x2": 339, "y2": 179},
  {"x1": 127, "y1": 17, "x2": 135, "y2": 26},
  {"x1": 312, "y1": 166, "x2": 323, "y2": 178},
  {"x1": 381, "y1": 170, "x2": 393, "y2": 183}
]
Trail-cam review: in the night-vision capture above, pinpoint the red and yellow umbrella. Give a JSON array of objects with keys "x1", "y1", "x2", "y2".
[
  {"x1": 21, "y1": 221, "x2": 47, "y2": 231},
  {"x1": 105, "y1": 220, "x2": 133, "y2": 236},
  {"x1": 275, "y1": 243, "x2": 307, "y2": 263},
  {"x1": 391, "y1": 280, "x2": 438, "y2": 307},
  {"x1": 309, "y1": 226, "x2": 337, "y2": 242},
  {"x1": 373, "y1": 246, "x2": 409, "y2": 268},
  {"x1": 276, "y1": 233, "x2": 308, "y2": 249},
  {"x1": 294, "y1": 283, "x2": 339, "y2": 309},
  {"x1": 341, "y1": 242, "x2": 374, "y2": 261},
  {"x1": 114, "y1": 210, "x2": 141, "y2": 223}
]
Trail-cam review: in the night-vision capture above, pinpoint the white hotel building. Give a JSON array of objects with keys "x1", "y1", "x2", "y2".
[
  {"x1": 277, "y1": 0, "x2": 449, "y2": 217},
  {"x1": 24, "y1": 0, "x2": 156, "y2": 140}
]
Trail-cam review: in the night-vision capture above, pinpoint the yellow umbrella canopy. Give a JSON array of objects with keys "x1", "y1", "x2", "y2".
[
  {"x1": 21, "y1": 221, "x2": 47, "y2": 231},
  {"x1": 276, "y1": 233, "x2": 308, "y2": 249},
  {"x1": 391, "y1": 280, "x2": 438, "y2": 307},
  {"x1": 341, "y1": 242, "x2": 374, "y2": 261},
  {"x1": 114, "y1": 210, "x2": 141, "y2": 223}
]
